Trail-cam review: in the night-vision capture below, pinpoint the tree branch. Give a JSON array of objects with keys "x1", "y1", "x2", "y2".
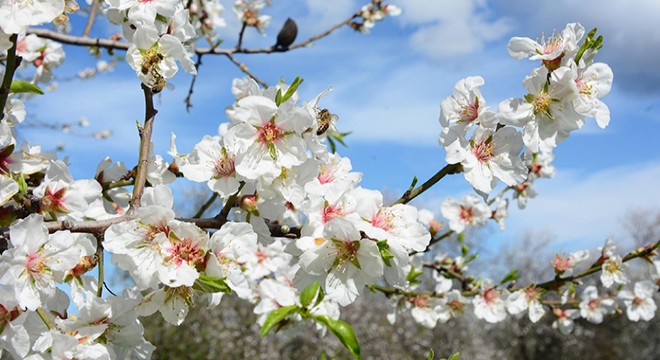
[
  {"x1": 82, "y1": 0, "x2": 99, "y2": 37},
  {"x1": 392, "y1": 164, "x2": 463, "y2": 205},
  {"x1": 224, "y1": 53, "x2": 268, "y2": 88},
  {"x1": 0, "y1": 34, "x2": 22, "y2": 120},
  {"x1": 130, "y1": 84, "x2": 158, "y2": 210}
]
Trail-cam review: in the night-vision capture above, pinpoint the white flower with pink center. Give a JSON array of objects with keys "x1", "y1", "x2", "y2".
[
  {"x1": 136, "y1": 285, "x2": 195, "y2": 326},
  {"x1": 507, "y1": 287, "x2": 545, "y2": 323},
  {"x1": 296, "y1": 218, "x2": 383, "y2": 306},
  {"x1": 600, "y1": 255, "x2": 628, "y2": 288},
  {"x1": 552, "y1": 249, "x2": 589, "y2": 277},
  {"x1": 445, "y1": 126, "x2": 527, "y2": 195},
  {"x1": 349, "y1": 187, "x2": 430, "y2": 286},
  {"x1": 157, "y1": 221, "x2": 208, "y2": 288},
  {"x1": 304, "y1": 153, "x2": 361, "y2": 203},
  {"x1": 579, "y1": 285, "x2": 615, "y2": 324},
  {"x1": 180, "y1": 135, "x2": 242, "y2": 198},
  {"x1": 117, "y1": 0, "x2": 179, "y2": 25},
  {"x1": 233, "y1": 0, "x2": 271, "y2": 35},
  {"x1": 226, "y1": 95, "x2": 312, "y2": 181},
  {"x1": 618, "y1": 281, "x2": 657, "y2": 322},
  {"x1": 298, "y1": 191, "x2": 357, "y2": 250},
  {"x1": 508, "y1": 23, "x2": 584, "y2": 70},
  {"x1": 569, "y1": 61, "x2": 613, "y2": 129},
  {"x1": 552, "y1": 308, "x2": 580, "y2": 335},
  {"x1": 0, "y1": 214, "x2": 94, "y2": 311},
  {"x1": 498, "y1": 66, "x2": 583, "y2": 153},
  {"x1": 439, "y1": 76, "x2": 497, "y2": 148},
  {"x1": 440, "y1": 194, "x2": 491, "y2": 233},
  {"x1": 254, "y1": 278, "x2": 299, "y2": 326},
  {"x1": 473, "y1": 284, "x2": 508, "y2": 323}
]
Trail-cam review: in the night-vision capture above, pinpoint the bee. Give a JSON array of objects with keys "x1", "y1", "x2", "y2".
[
  {"x1": 141, "y1": 51, "x2": 164, "y2": 75},
  {"x1": 151, "y1": 73, "x2": 167, "y2": 93},
  {"x1": 316, "y1": 108, "x2": 338, "y2": 136}
]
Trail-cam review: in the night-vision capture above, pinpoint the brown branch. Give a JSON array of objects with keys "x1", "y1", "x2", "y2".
[
  {"x1": 82, "y1": 0, "x2": 99, "y2": 37},
  {"x1": 130, "y1": 84, "x2": 158, "y2": 210},
  {"x1": 224, "y1": 53, "x2": 268, "y2": 88},
  {"x1": 0, "y1": 34, "x2": 22, "y2": 120},
  {"x1": 392, "y1": 164, "x2": 463, "y2": 205},
  {"x1": 192, "y1": 192, "x2": 218, "y2": 218},
  {"x1": 27, "y1": 28, "x2": 130, "y2": 51},
  {"x1": 184, "y1": 54, "x2": 203, "y2": 112},
  {"x1": 236, "y1": 22, "x2": 247, "y2": 50}
]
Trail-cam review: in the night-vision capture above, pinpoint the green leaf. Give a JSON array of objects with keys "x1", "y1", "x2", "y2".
[
  {"x1": 331, "y1": 131, "x2": 349, "y2": 147},
  {"x1": 327, "y1": 137, "x2": 337, "y2": 153},
  {"x1": 10, "y1": 80, "x2": 44, "y2": 95},
  {"x1": 447, "y1": 352, "x2": 460, "y2": 360},
  {"x1": 275, "y1": 89, "x2": 283, "y2": 106},
  {"x1": 427, "y1": 349, "x2": 435, "y2": 360},
  {"x1": 377, "y1": 240, "x2": 395, "y2": 267},
  {"x1": 406, "y1": 266, "x2": 424, "y2": 285},
  {"x1": 498, "y1": 269, "x2": 520, "y2": 286},
  {"x1": 260, "y1": 305, "x2": 299, "y2": 337},
  {"x1": 314, "y1": 316, "x2": 360, "y2": 359},
  {"x1": 300, "y1": 281, "x2": 320, "y2": 308},
  {"x1": 280, "y1": 76, "x2": 304, "y2": 105},
  {"x1": 313, "y1": 287, "x2": 325, "y2": 308},
  {"x1": 192, "y1": 275, "x2": 231, "y2": 294},
  {"x1": 457, "y1": 232, "x2": 465, "y2": 243},
  {"x1": 461, "y1": 244, "x2": 469, "y2": 257}
]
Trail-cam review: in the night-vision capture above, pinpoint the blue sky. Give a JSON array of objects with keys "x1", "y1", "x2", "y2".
[{"x1": 21, "y1": 0, "x2": 660, "y2": 254}]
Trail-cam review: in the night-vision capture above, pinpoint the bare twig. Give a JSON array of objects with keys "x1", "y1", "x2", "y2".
[
  {"x1": 392, "y1": 164, "x2": 463, "y2": 205},
  {"x1": 193, "y1": 192, "x2": 218, "y2": 218},
  {"x1": 130, "y1": 84, "x2": 158, "y2": 210},
  {"x1": 224, "y1": 53, "x2": 268, "y2": 88},
  {"x1": 82, "y1": 0, "x2": 99, "y2": 37},
  {"x1": 236, "y1": 22, "x2": 247, "y2": 50},
  {"x1": 0, "y1": 34, "x2": 22, "y2": 120},
  {"x1": 184, "y1": 54, "x2": 203, "y2": 112}
]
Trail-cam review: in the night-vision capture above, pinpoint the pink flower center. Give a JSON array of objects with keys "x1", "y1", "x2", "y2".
[
  {"x1": 214, "y1": 154, "x2": 236, "y2": 178},
  {"x1": 317, "y1": 165, "x2": 336, "y2": 184},
  {"x1": 0, "y1": 145, "x2": 13, "y2": 175},
  {"x1": 25, "y1": 252, "x2": 47, "y2": 279},
  {"x1": 411, "y1": 296, "x2": 429, "y2": 308},
  {"x1": 483, "y1": 288, "x2": 499, "y2": 304},
  {"x1": 258, "y1": 123, "x2": 282, "y2": 144},
  {"x1": 371, "y1": 210, "x2": 392, "y2": 231},
  {"x1": 42, "y1": 186, "x2": 68, "y2": 214},
  {"x1": 167, "y1": 238, "x2": 204, "y2": 267},
  {"x1": 576, "y1": 77, "x2": 593, "y2": 96},
  {"x1": 335, "y1": 240, "x2": 359, "y2": 265},
  {"x1": 553, "y1": 255, "x2": 572, "y2": 271},
  {"x1": 256, "y1": 250, "x2": 268, "y2": 264},
  {"x1": 472, "y1": 140, "x2": 494, "y2": 163},
  {"x1": 460, "y1": 101, "x2": 479, "y2": 123},
  {"x1": 322, "y1": 203, "x2": 343, "y2": 223},
  {"x1": 459, "y1": 206, "x2": 474, "y2": 223}
]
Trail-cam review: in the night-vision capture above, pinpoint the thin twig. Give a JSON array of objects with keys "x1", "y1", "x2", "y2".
[
  {"x1": 193, "y1": 192, "x2": 218, "y2": 218},
  {"x1": 96, "y1": 243, "x2": 104, "y2": 297},
  {"x1": 184, "y1": 54, "x2": 203, "y2": 112},
  {"x1": 130, "y1": 84, "x2": 158, "y2": 210},
  {"x1": 236, "y1": 22, "x2": 247, "y2": 50},
  {"x1": 224, "y1": 53, "x2": 268, "y2": 88},
  {"x1": 392, "y1": 164, "x2": 463, "y2": 205},
  {"x1": 82, "y1": 0, "x2": 99, "y2": 37}
]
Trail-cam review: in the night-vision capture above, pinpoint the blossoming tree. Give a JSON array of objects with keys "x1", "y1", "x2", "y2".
[{"x1": 0, "y1": 1, "x2": 658, "y2": 359}]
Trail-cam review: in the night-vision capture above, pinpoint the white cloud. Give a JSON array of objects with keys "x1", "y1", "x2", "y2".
[
  {"x1": 504, "y1": 162, "x2": 660, "y2": 249},
  {"x1": 396, "y1": 0, "x2": 512, "y2": 59}
]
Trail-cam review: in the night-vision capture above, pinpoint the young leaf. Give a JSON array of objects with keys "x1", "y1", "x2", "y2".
[
  {"x1": 10, "y1": 80, "x2": 44, "y2": 95},
  {"x1": 300, "y1": 281, "x2": 320, "y2": 308},
  {"x1": 192, "y1": 275, "x2": 231, "y2": 294},
  {"x1": 260, "y1": 305, "x2": 299, "y2": 337},
  {"x1": 498, "y1": 269, "x2": 520, "y2": 286},
  {"x1": 377, "y1": 240, "x2": 395, "y2": 267},
  {"x1": 427, "y1": 349, "x2": 435, "y2": 360},
  {"x1": 314, "y1": 316, "x2": 360, "y2": 359}
]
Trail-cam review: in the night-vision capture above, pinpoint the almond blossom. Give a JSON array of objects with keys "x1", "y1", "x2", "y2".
[
  {"x1": 617, "y1": 281, "x2": 657, "y2": 322},
  {"x1": 440, "y1": 194, "x2": 491, "y2": 233}
]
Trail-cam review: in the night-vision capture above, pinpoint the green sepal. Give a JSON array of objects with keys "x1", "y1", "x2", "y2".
[
  {"x1": 260, "y1": 305, "x2": 299, "y2": 337},
  {"x1": 523, "y1": 93, "x2": 535, "y2": 104},
  {"x1": 457, "y1": 232, "x2": 465, "y2": 243},
  {"x1": 192, "y1": 275, "x2": 232, "y2": 294},
  {"x1": 377, "y1": 240, "x2": 395, "y2": 267},
  {"x1": 300, "y1": 281, "x2": 320, "y2": 308},
  {"x1": 313, "y1": 287, "x2": 325, "y2": 308},
  {"x1": 314, "y1": 315, "x2": 360, "y2": 359},
  {"x1": 155, "y1": 14, "x2": 168, "y2": 23},
  {"x1": 10, "y1": 80, "x2": 44, "y2": 95},
  {"x1": 460, "y1": 244, "x2": 469, "y2": 257}
]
